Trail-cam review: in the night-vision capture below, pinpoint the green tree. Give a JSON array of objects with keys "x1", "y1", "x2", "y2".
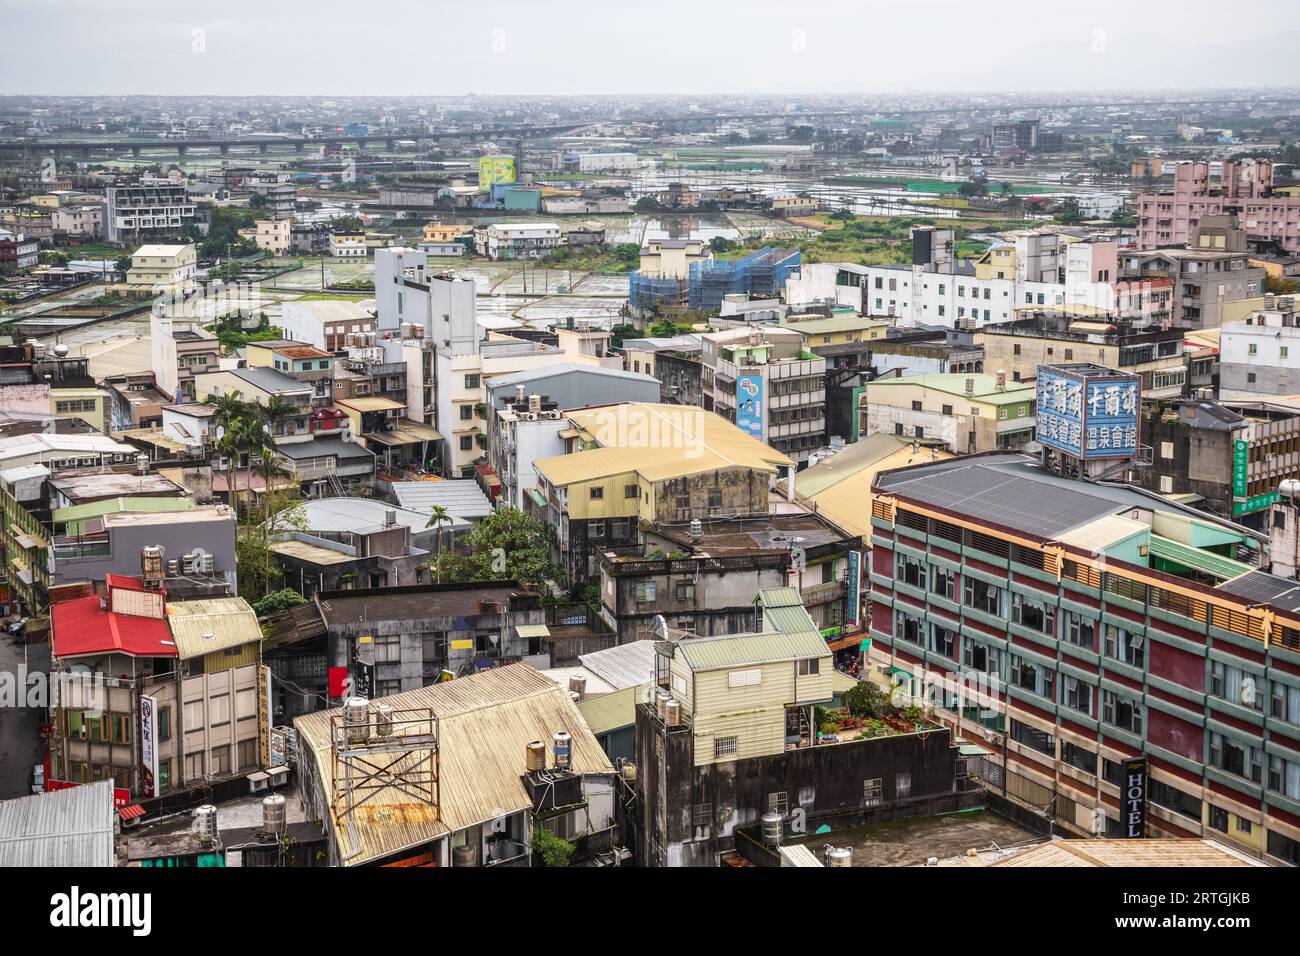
[
  {"x1": 532, "y1": 826, "x2": 574, "y2": 867},
  {"x1": 424, "y1": 504, "x2": 453, "y2": 578},
  {"x1": 252, "y1": 588, "x2": 307, "y2": 618},
  {"x1": 430, "y1": 507, "x2": 557, "y2": 587},
  {"x1": 844, "y1": 680, "x2": 890, "y2": 719}
]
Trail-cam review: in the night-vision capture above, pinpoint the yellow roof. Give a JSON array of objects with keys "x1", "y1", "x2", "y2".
[
  {"x1": 781, "y1": 434, "x2": 953, "y2": 540},
  {"x1": 339, "y1": 397, "x2": 406, "y2": 413},
  {"x1": 165, "y1": 597, "x2": 262, "y2": 659},
  {"x1": 536, "y1": 403, "x2": 794, "y2": 486}
]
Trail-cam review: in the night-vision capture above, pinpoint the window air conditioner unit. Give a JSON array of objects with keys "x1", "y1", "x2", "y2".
[{"x1": 247, "y1": 771, "x2": 270, "y2": 793}]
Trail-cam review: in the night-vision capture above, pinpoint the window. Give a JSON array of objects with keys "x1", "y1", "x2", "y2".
[
  {"x1": 728, "y1": 668, "x2": 761, "y2": 687},
  {"x1": 797, "y1": 658, "x2": 821, "y2": 676},
  {"x1": 863, "y1": 778, "x2": 883, "y2": 805},
  {"x1": 464, "y1": 374, "x2": 480, "y2": 389},
  {"x1": 1209, "y1": 732, "x2": 1262, "y2": 784},
  {"x1": 1210, "y1": 660, "x2": 1263, "y2": 711},
  {"x1": 1102, "y1": 690, "x2": 1143, "y2": 734},
  {"x1": 911, "y1": 400, "x2": 923, "y2": 411},
  {"x1": 209, "y1": 694, "x2": 231, "y2": 726},
  {"x1": 1149, "y1": 779, "x2": 1200, "y2": 820},
  {"x1": 1270, "y1": 680, "x2": 1300, "y2": 724},
  {"x1": 589, "y1": 487, "x2": 603, "y2": 500},
  {"x1": 894, "y1": 609, "x2": 923, "y2": 646},
  {"x1": 1012, "y1": 593, "x2": 1055, "y2": 636},
  {"x1": 895, "y1": 773, "x2": 912, "y2": 800},
  {"x1": 185, "y1": 752, "x2": 205, "y2": 780},
  {"x1": 1010, "y1": 718, "x2": 1055, "y2": 757},
  {"x1": 235, "y1": 687, "x2": 256, "y2": 719},
  {"x1": 459, "y1": 405, "x2": 473, "y2": 421},
  {"x1": 1061, "y1": 741, "x2": 1096, "y2": 775},
  {"x1": 238, "y1": 739, "x2": 258, "y2": 771},
  {"x1": 962, "y1": 638, "x2": 1001, "y2": 674},
  {"x1": 1063, "y1": 612, "x2": 1095, "y2": 651},
  {"x1": 895, "y1": 553, "x2": 925, "y2": 588},
  {"x1": 1010, "y1": 654, "x2": 1055, "y2": 699},
  {"x1": 928, "y1": 623, "x2": 956, "y2": 660},
  {"x1": 692, "y1": 803, "x2": 713, "y2": 826},
  {"x1": 675, "y1": 580, "x2": 695, "y2": 601},
  {"x1": 373, "y1": 635, "x2": 400, "y2": 664},
  {"x1": 930, "y1": 565, "x2": 956, "y2": 600},
  {"x1": 1268, "y1": 754, "x2": 1300, "y2": 800},
  {"x1": 1208, "y1": 805, "x2": 1230, "y2": 833},
  {"x1": 210, "y1": 745, "x2": 231, "y2": 776},
  {"x1": 184, "y1": 700, "x2": 204, "y2": 730},
  {"x1": 1103, "y1": 623, "x2": 1144, "y2": 668},
  {"x1": 1060, "y1": 675, "x2": 1094, "y2": 716},
  {"x1": 634, "y1": 582, "x2": 656, "y2": 603},
  {"x1": 941, "y1": 404, "x2": 953, "y2": 416},
  {"x1": 768, "y1": 791, "x2": 789, "y2": 815},
  {"x1": 963, "y1": 577, "x2": 1002, "y2": 616},
  {"x1": 159, "y1": 707, "x2": 171, "y2": 741},
  {"x1": 624, "y1": 484, "x2": 638, "y2": 498},
  {"x1": 459, "y1": 435, "x2": 473, "y2": 451}
]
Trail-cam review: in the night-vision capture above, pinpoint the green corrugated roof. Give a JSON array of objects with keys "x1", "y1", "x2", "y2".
[
  {"x1": 577, "y1": 686, "x2": 639, "y2": 736},
  {"x1": 758, "y1": 587, "x2": 803, "y2": 608},
  {"x1": 53, "y1": 496, "x2": 195, "y2": 531},
  {"x1": 1148, "y1": 535, "x2": 1254, "y2": 582},
  {"x1": 868, "y1": 373, "x2": 1036, "y2": 406},
  {"x1": 675, "y1": 629, "x2": 829, "y2": 672}
]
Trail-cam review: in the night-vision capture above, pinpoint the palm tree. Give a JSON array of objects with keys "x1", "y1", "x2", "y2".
[
  {"x1": 211, "y1": 392, "x2": 249, "y2": 510},
  {"x1": 260, "y1": 395, "x2": 300, "y2": 443},
  {"x1": 425, "y1": 504, "x2": 452, "y2": 581}
]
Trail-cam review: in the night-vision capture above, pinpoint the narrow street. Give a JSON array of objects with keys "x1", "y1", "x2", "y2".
[{"x1": 0, "y1": 637, "x2": 49, "y2": 800}]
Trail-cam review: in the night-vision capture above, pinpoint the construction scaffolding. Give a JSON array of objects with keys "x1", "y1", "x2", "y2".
[
  {"x1": 628, "y1": 271, "x2": 687, "y2": 309},
  {"x1": 688, "y1": 247, "x2": 802, "y2": 310}
]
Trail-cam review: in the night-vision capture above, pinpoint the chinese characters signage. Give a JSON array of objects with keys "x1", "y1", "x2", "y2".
[
  {"x1": 846, "y1": 550, "x2": 862, "y2": 625},
  {"x1": 1036, "y1": 366, "x2": 1140, "y2": 460},
  {"x1": 736, "y1": 373, "x2": 765, "y2": 441},
  {"x1": 139, "y1": 695, "x2": 158, "y2": 799}
]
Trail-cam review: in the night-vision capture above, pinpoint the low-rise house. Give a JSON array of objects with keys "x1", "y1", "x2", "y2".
[
  {"x1": 280, "y1": 299, "x2": 375, "y2": 353},
  {"x1": 49, "y1": 576, "x2": 267, "y2": 799},
  {"x1": 295, "y1": 665, "x2": 616, "y2": 867},
  {"x1": 863, "y1": 372, "x2": 1037, "y2": 454},
  {"x1": 125, "y1": 244, "x2": 197, "y2": 295}
]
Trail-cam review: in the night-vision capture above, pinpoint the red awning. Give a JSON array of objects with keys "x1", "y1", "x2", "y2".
[{"x1": 118, "y1": 804, "x2": 146, "y2": 821}]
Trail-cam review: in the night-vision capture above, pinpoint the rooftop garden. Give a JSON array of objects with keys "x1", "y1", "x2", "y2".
[{"x1": 815, "y1": 681, "x2": 941, "y2": 743}]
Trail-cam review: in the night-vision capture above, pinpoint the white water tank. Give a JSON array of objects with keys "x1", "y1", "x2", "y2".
[
  {"x1": 761, "y1": 812, "x2": 783, "y2": 847},
  {"x1": 552, "y1": 731, "x2": 572, "y2": 770},
  {"x1": 344, "y1": 696, "x2": 369, "y2": 744},
  {"x1": 826, "y1": 846, "x2": 852, "y2": 867},
  {"x1": 195, "y1": 805, "x2": 218, "y2": 847}
]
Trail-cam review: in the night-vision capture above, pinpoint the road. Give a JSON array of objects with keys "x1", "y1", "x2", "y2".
[{"x1": 0, "y1": 637, "x2": 48, "y2": 800}]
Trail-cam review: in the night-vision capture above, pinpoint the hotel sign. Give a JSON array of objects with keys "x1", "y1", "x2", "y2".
[
  {"x1": 1122, "y1": 756, "x2": 1148, "y2": 838},
  {"x1": 1036, "y1": 366, "x2": 1140, "y2": 461}
]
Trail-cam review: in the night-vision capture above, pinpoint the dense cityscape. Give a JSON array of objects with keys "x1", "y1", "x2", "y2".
[{"x1": 0, "y1": 3, "x2": 1294, "y2": 926}]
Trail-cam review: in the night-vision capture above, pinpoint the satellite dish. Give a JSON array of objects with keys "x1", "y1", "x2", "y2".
[{"x1": 650, "y1": 615, "x2": 668, "y2": 641}]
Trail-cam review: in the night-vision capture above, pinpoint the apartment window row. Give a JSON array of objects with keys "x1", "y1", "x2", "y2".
[{"x1": 1011, "y1": 592, "x2": 1055, "y2": 636}]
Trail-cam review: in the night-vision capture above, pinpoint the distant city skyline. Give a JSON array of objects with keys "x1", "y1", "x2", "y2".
[{"x1": 3, "y1": 0, "x2": 1300, "y2": 98}]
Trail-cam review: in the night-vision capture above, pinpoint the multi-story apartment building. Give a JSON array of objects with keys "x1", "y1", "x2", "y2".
[
  {"x1": 485, "y1": 364, "x2": 660, "y2": 510},
  {"x1": 529, "y1": 402, "x2": 797, "y2": 584},
  {"x1": 1135, "y1": 398, "x2": 1300, "y2": 527},
  {"x1": 701, "y1": 326, "x2": 827, "y2": 465},
  {"x1": 328, "y1": 230, "x2": 367, "y2": 258},
  {"x1": 280, "y1": 299, "x2": 376, "y2": 353},
  {"x1": 103, "y1": 181, "x2": 195, "y2": 243},
  {"x1": 125, "y1": 244, "x2": 197, "y2": 295},
  {"x1": 634, "y1": 590, "x2": 968, "y2": 866},
  {"x1": 0, "y1": 229, "x2": 39, "y2": 271},
  {"x1": 867, "y1": 453, "x2": 1300, "y2": 865},
  {"x1": 50, "y1": 580, "x2": 267, "y2": 798},
  {"x1": 982, "y1": 311, "x2": 1188, "y2": 399},
  {"x1": 50, "y1": 203, "x2": 102, "y2": 239},
  {"x1": 1137, "y1": 160, "x2": 1300, "y2": 256},
  {"x1": 863, "y1": 372, "x2": 1037, "y2": 455},
  {"x1": 1220, "y1": 296, "x2": 1300, "y2": 397},
  {"x1": 1119, "y1": 247, "x2": 1264, "y2": 331},
  {"x1": 618, "y1": 334, "x2": 704, "y2": 407},
  {"x1": 473, "y1": 222, "x2": 562, "y2": 260}
]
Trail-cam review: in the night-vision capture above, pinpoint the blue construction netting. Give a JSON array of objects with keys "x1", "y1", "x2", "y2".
[
  {"x1": 687, "y1": 247, "x2": 801, "y2": 311},
  {"x1": 629, "y1": 271, "x2": 687, "y2": 309}
]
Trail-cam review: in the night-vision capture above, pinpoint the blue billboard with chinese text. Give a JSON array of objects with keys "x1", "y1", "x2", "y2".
[{"x1": 1036, "y1": 365, "x2": 1139, "y2": 460}]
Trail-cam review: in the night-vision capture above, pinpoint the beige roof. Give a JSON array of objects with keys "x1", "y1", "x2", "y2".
[
  {"x1": 339, "y1": 397, "x2": 406, "y2": 413},
  {"x1": 992, "y1": 839, "x2": 1266, "y2": 868},
  {"x1": 780, "y1": 435, "x2": 952, "y2": 541},
  {"x1": 166, "y1": 597, "x2": 262, "y2": 658},
  {"x1": 288, "y1": 300, "x2": 373, "y2": 323},
  {"x1": 1055, "y1": 514, "x2": 1148, "y2": 554},
  {"x1": 537, "y1": 403, "x2": 793, "y2": 486},
  {"x1": 294, "y1": 665, "x2": 612, "y2": 867}
]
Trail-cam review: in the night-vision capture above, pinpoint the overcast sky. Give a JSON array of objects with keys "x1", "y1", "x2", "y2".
[{"x1": 2, "y1": 0, "x2": 1299, "y2": 97}]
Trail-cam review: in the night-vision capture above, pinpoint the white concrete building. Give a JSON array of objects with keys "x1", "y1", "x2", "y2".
[{"x1": 474, "y1": 222, "x2": 562, "y2": 260}]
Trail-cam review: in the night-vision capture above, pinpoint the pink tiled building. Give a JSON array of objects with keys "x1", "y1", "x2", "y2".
[{"x1": 1137, "y1": 159, "x2": 1300, "y2": 255}]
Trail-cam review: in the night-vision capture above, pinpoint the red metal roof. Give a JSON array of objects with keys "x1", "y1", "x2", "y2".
[
  {"x1": 105, "y1": 573, "x2": 146, "y2": 593},
  {"x1": 50, "y1": 595, "x2": 176, "y2": 659},
  {"x1": 117, "y1": 804, "x2": 146, "y2": 821}
]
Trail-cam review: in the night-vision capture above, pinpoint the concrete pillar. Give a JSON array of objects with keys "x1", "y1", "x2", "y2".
[{"x1": 786, "y1": 465, "x2": 796, "y2": 502}]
